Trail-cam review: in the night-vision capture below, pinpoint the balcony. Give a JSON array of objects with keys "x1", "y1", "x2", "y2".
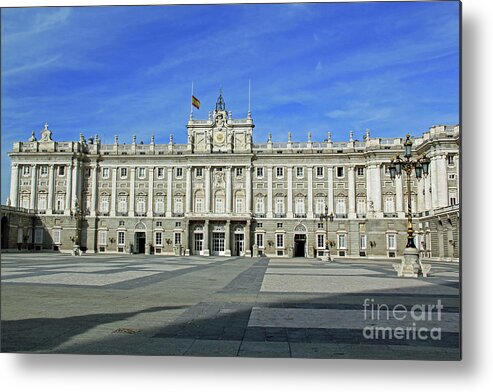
[
  {"x1": 335, "y1": 213, "x2": 347, "y2": 218},
  {"x1": 135, "y1": 212, "x2": 147, "y2": 217},
  {"x1": 383, "y1": 213, "x2": 398, "y2": 218},
  {"x1": 53, "y1": 210, "x2": 65, "y2": 215},
  {"x1": 294, "y1": 213, "x2": 306, "y2": 218},
  {"x1": 154, "y1": 212, "x2": 165, "y2": 217},
  {"x1": 254, "y1": 213, "x2": 266, "y2": 218},
  {"x1": 356, "y1": 213, "x2": 366, "y2": 218},
  {"x1": 274, "y1": 213, "x2": 286, "y2": 218},
  {"x1": 116, "y1": 212, "x2": 128, "y2": 216},
  {"x1": 172, "y1": 213, "x2": 184, "y2": 217}
]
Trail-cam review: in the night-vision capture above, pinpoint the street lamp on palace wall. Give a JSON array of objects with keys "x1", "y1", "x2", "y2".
[
  {"x1": 319, "y1": 205, "x2": 334, "y2": 262},
  {"x1": 389, "y1": 134, "x2": 431, "y2": 277}
]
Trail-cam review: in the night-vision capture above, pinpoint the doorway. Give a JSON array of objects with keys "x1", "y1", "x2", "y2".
[
  {"x1": 135, "y1": 232, "x2": 146, "y2": 254},
  {"x1": 234, "y1": 233, "x2": 244, "y2": 256},
  {"x1": 294, "y1": 234, "x2": 306, "y2": 257},
  {"x1": 194, "y1": 232, "x2": 204, "y2": 255},
  {"x1": 212, "y1": 232, "x2": 225, "y2": 256},
  {"x1": 1, "y1": 216, "x2": 9, "y2": 250}
]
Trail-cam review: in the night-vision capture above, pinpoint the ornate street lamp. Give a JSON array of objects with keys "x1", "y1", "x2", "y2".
[
  {"x1": 70, "y1": 198, "x2": 84, "y2": 256},
  {"x1": 389, "y1": 134, "x2": 431, "y2": 277},
  {"x1": 319, "y1": 205, "x2": 334, "y2": 261}
]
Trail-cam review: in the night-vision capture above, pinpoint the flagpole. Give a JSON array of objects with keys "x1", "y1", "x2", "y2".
[
  {"x1": 190, "y1": 81, "x2": 194, "y2": 116},
  {"x1": 248, "y1": 79, "x2": 251, "y2": 118}
]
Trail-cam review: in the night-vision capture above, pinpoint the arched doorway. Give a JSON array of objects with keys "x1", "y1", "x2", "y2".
[
  {"x1": 1, "y1": 216, "x2": 9, "y2": 250},
  {"x1": 293, "y1": 224, "x2": 307, "y2": 257},
  {"x1": 134, "y1": 222, "x2": 146, "y2": 254}
]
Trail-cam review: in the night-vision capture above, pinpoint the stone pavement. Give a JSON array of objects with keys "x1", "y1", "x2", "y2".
[{"x1": 1, "y1": 254, "x2": 460, "y2": 359}]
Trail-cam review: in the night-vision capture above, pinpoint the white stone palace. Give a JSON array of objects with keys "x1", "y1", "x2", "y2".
[{"x1": 2, "y1": 92, "x2": 460, "y2": 261}]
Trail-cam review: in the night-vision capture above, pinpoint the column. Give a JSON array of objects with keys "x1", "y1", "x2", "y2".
[
  {"x1": 267, "y1": 166, "x2": 273, "y2": 218},
  {"x1": 148, "y1": 167, "x2": 154, "y2": 216},
  {"x1": 205, "y1": 166, "x2": 211, "y2": 213},
  {"x1": 47, "y1": 164, "x2": 55, "y2": 213},
  {"x1": 437, "y1": 154, "x2": 448, "y2": 208},
  {"x1": 327, "y1": 166, "x2": 334, "y2": 214},
  {"x1": 456, "y1": 153, "x2": 460, "y2": 203},
  {"x1": 185, "y1": 166, "x2": 192, "y2": 214},
  {"x1": 366, "y1": 164, "x2": 372, "y2": 212},
  {"x1": 203, "y1": 219, "x2": 210, "y2": 256},
  {"x1": 417, "y1": 176, "x2": 425, "y2": 213},
  {"x1": 166, "y1": 167, "x2": 173, "y2": 215},
  {"x1": 424, "y1": 174, "x2": 432, "y2": 211},
  {"x1": 90, "y1": 163, "x2": 98, "y2": 216},
  {"x1": 226, "y1": 166, "x2": 232, "y2": 213},
  {"x1": 287, "y1": 166, "x2": 293, "y2": 218},
  {"x1": 395, "y1": 175, "x2": 404, "y2": 217},
  {"x1": 30, "y1": 164, "x2": 37, "y2": 210},
  {"x1": 245, "y1": 165, "x2": 252, "y2": 213},
  {"x1": 71, "y1": 161, "x2": 79, "y2": 209},
  {"x1": 307, "y1": 166, "x2": 313, "y2": 219},
  {"x1": 10, "y1": 164, "x2": 19, "y2": 207},
  {"x1": 224, "y1": 220, "x2": 231, "y2": 256},
  {"x1": 110, "y1": 168, "x2": 117, "y2": 216},
  {"x1": 347, "y1": 165, "x2": 356, "y2": 218},
  {"x1": 129, "y1": 167, "x2": 135, "y2": 216},
  {"x1": 66, "y1": 163, "x2": 73, "y2": 214},
  {"x1": 372, "y1": 164, "x2": 382, "y2": 217},
  {"x1": 245, "y1": 220, "x2": 251, "y2": 257},
  {"x1": 430, "y1": 156, "x2": 439, "y2": 209}
]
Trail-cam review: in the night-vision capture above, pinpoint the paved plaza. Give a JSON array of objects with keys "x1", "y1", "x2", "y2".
[{"x1": 1, "y1": 254, "x2": 460, "y2": 359}]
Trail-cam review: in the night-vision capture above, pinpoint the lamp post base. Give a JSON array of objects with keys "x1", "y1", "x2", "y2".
[
  {"x1": 393, "y1": 247, "x2": 431, "y2": 277},
  {"x1": 71, "y1": 245, "x2": 81, "y2": 257},
  {"x1": 320, "y1": 249, "x2": 331, "y2": 262}
]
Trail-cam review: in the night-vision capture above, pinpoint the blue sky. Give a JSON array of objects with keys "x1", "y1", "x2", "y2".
[{"x1": 1, "y1": 2, "x2": 459, "y2": 203}]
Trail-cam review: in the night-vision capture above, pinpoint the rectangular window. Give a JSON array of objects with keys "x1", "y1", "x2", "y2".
[
  {"x1": 120, "y1": 167, "x2": 127, "y2": 178},
  {"x1": 102, "y1": 167, "x2": 110, "y2": 179},
  {"x1": 155, "y1": 197, "x2": 165, "y2": 213},
  {"x1": 23, "y1": 166, "x2": 31, "y2": 176},
  {"x1": 450, "y1": 197, "x2": 457, "y2": 206},
  {"x1": 58, "y1": 166, "x2": 65, "y2": 176},
  {"x1": 276, "y1": 167, "x2": 284, "y2": 178},
  {"x1": 40, "y1": 166, "x2": 48, "y2": 176},
  {"x1": 99, "y1": 231, "x2": 107, "y2": 246},
  {"x1": 337, "y1": 234, "x2": 347, "y2": 249},
  {"x1": 117, "y1": 231, "x2": 125, "y2": 246},
  {"x1": 336, "y1": 167, "x2": 344, "y2": 178},
  {"x1": 38, "y1": 194, "x2": 47, "y2": 211},
  {"x1": 236, "y1": 167, "x2": 243, "y2": 176},
  {"x1": 360, "y1": 234, "x2": 367, "y2": 250},
  {"x1": 276, "y1": 233, "x2": 284, "y2": 248},
  {"x1": 255, "y1": 197, "x2": 265, "y2": 213},
  {"x1": 315, "y1": 198, "x2": 325, "y2": 214},
  {"x1": 157, "y1": 167, "x2": 164, "y2": 178},
  {"x1": 256, "y1": 167, "x2": 264, "y2": 178},
  {"x1": 138, "y1": 167, "x2": 146, "y2": 178},
  {"x1": 174, "y1": 232, "x2": 182, "y2": 245},
  {"x1": 296, "y1": 167, "x2": 304, "y2": 177},
  {"x1": 387, "y1": 234, "x2": 396, "y2": 250},
  {"x1": 53, "y1": 229, "x2": 61, "y2": 244},
  {"x1": 118, "y1": 196, "x2": 127, "y2": 213},
  {"x1": 195, "y1": 197, "x2": 203, "y2": 213},
  {"x1": 236, "y1": 197, "x2": 244, "y2": 213},
  {"x1": 34, "y1": 228, "x2": 44, "y2": 244},
  {"x1": 448, "y1": 174, "x2": 456, "y2": 180},
  {"x1": 447, "y1": 155, "x2": 454, "y2": 165},
  {"x1": 155, "y1": 232, "x2": 163, "y2": 246},
  {"x1": 175, "y1": 221, "x2": 181, "y2": 227},
  {"x1": 318, "y1": 222, "x2": 324, "y2": 229},
  {"x1": 100, "y1": 196, "x2": 109, "y2": 213},
  {"x1": 277, "y1": 222, "x2": 283, "y2": 228},
  {"x1": 357, "y1": 167, "x2": 364, "y2": 176},
  {"x1": 196, "y1": 167, "x2": 203, "y2": 177},
  {"x1": 174, "y1": 197, "x2": 183, "y2": 213},
  {"x1": 256, "y1": 233, "x2": 264, "y2": 248},
  {"x1": 176, "y1": 167, "x2": 183, "y2": 178},
  {"x1": 275, "y1": 198, "x2": 284, "y2": 214},
  {"x1": 156, "y1": 221, "x2": 163, "y2": 227},
  {"x1": 316, "y1": 167, "x2": 324, "y2": 177},
  {"x1": 317, "y1": 234, "x2": 325, "y2": 248}
]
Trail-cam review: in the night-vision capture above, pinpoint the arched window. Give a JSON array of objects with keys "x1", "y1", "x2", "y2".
[
  {"x1": 194, "y1": 190, "x2": 204, "y2": 213},
  {"x1": 214, "y1": 190, "x2": 225, "y2": 213},
  {"x1": 235, "y1": 191, "x2": 245, "y2": 213},
  {"x1": 255, "y1": 195, "x2": 265, "y2": 214}
]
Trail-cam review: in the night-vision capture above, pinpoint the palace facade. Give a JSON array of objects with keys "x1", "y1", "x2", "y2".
[{"x1": 3, "y1": 93, "x2": 460, "y2": 261}]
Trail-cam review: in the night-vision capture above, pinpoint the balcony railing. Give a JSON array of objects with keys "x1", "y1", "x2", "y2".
[
  {"x1": 135, "y1": 212, "x2": 147, "y2": 217},
  {"x1": 154, "y1": 212, "x2": 165, "y2": 217},
  {"x1": 356, "y1": 213, "x2": 366, "y2": 218},
  {"x1": 116, "y1": 212, "x2": 128, "y2": 216},
  {"x1": 274, "y1": 213, "x2": 286, "y2": 218},
  {"x1": 383, "y1": 213, "x2": 398, "y2": 218},
  {"x1": 172, "y1": 213, "x2": 184, "y2": 217},
  {"x1": 254, "y1": 213, "x2": 266, "y2": 218},
  {"x1": 335, "y1": 213, "x2": 347, "y2": 219},
  {"x1": 53, "y1": 210, "x2": 65, "y2": 215},
  {"x1": 294, "y1": 213, "x2": 306, "y2": 218}
]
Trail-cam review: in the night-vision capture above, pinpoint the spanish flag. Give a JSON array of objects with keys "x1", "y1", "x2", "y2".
[{"x1": 192, "y1": 95, "x2": 201, "y2": 109}]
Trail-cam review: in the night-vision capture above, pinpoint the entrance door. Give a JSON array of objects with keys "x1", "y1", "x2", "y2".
[
  {"x1": 194, "y1": 233, "x2": 204, "y2": 255},
  {"x1": 294, "y1": 234, "x2": 306, "y2": 257},
  {"x1": 135, "y1": 232, "x2": 146, "y2": 254},
  {"x1": 1, "y1": 217, "x2": 9, "y2": 250},
  {"x1": 234, "y1": 233, "x2": 244, "y2": 256},
  {"x1": 212, "y1": 232, "x2": 225, "y2": 256}
]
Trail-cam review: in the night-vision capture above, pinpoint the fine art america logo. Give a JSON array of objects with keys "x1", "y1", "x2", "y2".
[{"x1": 362, "y1": 298, "x2": 444, "y2": 341}]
